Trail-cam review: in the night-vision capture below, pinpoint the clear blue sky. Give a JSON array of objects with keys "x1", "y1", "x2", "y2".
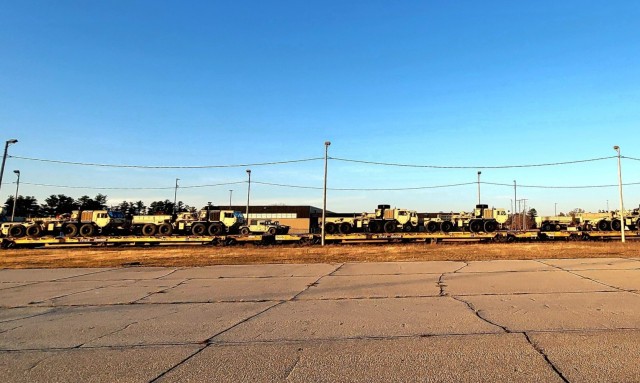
[{"x1": 1, "y1": 0, "x2": 639, "y2": 215}]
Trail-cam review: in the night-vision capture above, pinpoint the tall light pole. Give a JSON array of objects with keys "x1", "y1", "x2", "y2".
[
  {"x1": 322, "y1": 141, "x2": 331, "y2": 246},
  {"x1": 613, "y1": 145, "x2": 625, "y2": 243},
  {"x1": 513, "y1": 180, "x2": 517, "y2": 230},
  {"x1": 554, "y1": 203, "x2": 557, "y2": 216},
  {"x1": 11, "y1": 170, "x2": 20, "y2": 221},
  {"x1": 0, "y1": 139, "x2": 18, "y2": 200},
  {"x1": 246, "y1": 169, "x2": 251, "y2": 224},
  {"x1": 229, "y1": 189, "x2": 233, "y2": 209},
  {"x1": 173, "y1": 178, "x2": 179, "y2": 214},
  {"x1": 477, "y1": 171, "x2": 481, "y2": 205}
]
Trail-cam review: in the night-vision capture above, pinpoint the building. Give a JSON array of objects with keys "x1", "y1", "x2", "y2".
[{"x1": 222, "y1": 205, "x2": 325, "y2": 234}]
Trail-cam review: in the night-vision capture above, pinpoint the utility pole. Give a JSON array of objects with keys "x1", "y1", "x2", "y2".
[
  {"x1": 613, "y1": 146, "x2": 625, "y2": 243},
  {"x1": 246, "y1": 169, "x2": 251, "y2": 224},
  {"x1": 11, "y1": 170, "x2": 20, "y2": 221},
  {"x1": 322, "y1": 141, "x2": 331, "y2": 246},
  {"x1": 0, "y1": 139, "x2": 18, "y2": 201},
  {"x1": 477, "y1": 171, "x2": 481, "y2": 205},
  {"x1": 173, "y1": 178, "x2": 179, "y2": 214},
  {"x1": 229, "y1": 190, "x2": 233, "y2": 209}
]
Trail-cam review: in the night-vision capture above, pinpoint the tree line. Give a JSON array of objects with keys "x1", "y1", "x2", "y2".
[{"x1": 2, "y1": 194, "x2": 194, "y2": 219}]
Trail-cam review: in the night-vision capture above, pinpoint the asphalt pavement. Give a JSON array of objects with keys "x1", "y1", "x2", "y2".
[{"x1": 1, "y1": 257, "x2": 640, "y2": 382}]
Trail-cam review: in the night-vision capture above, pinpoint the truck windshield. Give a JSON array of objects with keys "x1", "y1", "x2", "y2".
[
  {"x1": 234, "y1": 212, "x2": 244, "y2": 219},
  {"x1": 108, "y1": 211, "x2": 125, "y2": 219}
]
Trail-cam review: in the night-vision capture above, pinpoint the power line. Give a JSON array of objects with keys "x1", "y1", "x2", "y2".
[
  {"x1": 330, "y1": 156, "x2": 617, "y2": 169},
  {"x1": 9, "y1": 155, "x2": 323, "y2": 169},
  {"x1": 18, "y1": 181, "x2": 246, "y2": 190},
  {"x1": 253, "y1": 181, "x2": 477, "y2": 191},
  {"x1": 482, "y1": 181, "x2": 640, "y2": 189}
]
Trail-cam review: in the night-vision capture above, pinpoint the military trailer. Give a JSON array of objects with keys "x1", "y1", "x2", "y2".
[{"x1": 2, "y1": 210, "x2": 128, "y2": 238}]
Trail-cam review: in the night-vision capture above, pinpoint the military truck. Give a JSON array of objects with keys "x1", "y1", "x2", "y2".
[
  {"x1": 2, "y1": 210, "x2": 128, "y2": 238},
  {"x1": 426, "y1": 205, "x2": 507, "y2": 233},
  {"x1": 323, "y1": 205, "x2": 419, "y2": 234},
  {"x1": 129, "y1": 214, "x2": 174, "y2": 236},
  {"x1": 239, "y1": 219, "x2": 290, "y2": 236},
  {"x1": 535, "y1": 215, "x2": 574, "y2": 231},
  {"x1": 173, "y1": 208, "x2": 245, "y2": 236}
]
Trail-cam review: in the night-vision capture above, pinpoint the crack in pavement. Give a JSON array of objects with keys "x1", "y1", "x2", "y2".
[
  {"x1": 148, "y1": 344, "x2": 208, "y2": 383},
  {"x1": 291, "y1": 263, "x2": 344, "y2": 301},
  {"x1": 536, "y1": 260, "x2": 637, "y2": 294},
  {"x1": 133, "y1": 279, "x2": 190, "y2": 303},
  {"x1": 522, "y1": 332, "x2": 570, "y2": 383},
  {"x1": 450, "y1": 295, "x2": 509, "y2": 333},
  {"x1": 284, "y1": 351, "x2": 302, "y2": 380}
]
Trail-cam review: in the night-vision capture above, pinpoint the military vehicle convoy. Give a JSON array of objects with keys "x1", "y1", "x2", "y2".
[
  {"x1": 323, "y1": 204, "x2": 507, "y2": 234},
  {"x1": 0, "y1": 210, "x2": 128, "y2": 238},
  {"x1": 130, "y1": 208, "x2": 245, "y2": 236}
]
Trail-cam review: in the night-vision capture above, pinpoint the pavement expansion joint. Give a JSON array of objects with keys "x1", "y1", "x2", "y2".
[
  {"x1": 453, "y1": 289, "x2": 620, "y2": 297},
  {"x1": 450, "y1": 295, "x2": 509, "y2": 333},
  {"x1": 523, "y1": 332, "x2": 570, "y2": 383},
  {"x1": 149, "y1": 345, "x2": 208, "y2": 383},
  {"x1": 291, "y1": 264, "x2": 343, "y2": 300},
  {"x1": 133, "y1": 279, "x2": 189, "y2": 303},
  {"x1": 563, "y1": 269, "x2": 631, "y2": 293},
  {"x1": 207, "y1": 300, "x2": 286, "y2": 342}
]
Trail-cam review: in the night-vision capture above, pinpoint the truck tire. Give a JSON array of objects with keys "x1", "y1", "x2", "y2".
[
  {"x1": 383, "y1": 221, "x2": 396, "y2": 233},
  {"x1": 142, "y1": 224, "x2": 157, "y2": 236},
  {"x1": 611, "y1": 219, "x2": 622, "y2": 231},
  {"x1": 324, "y1": 222, "x2": 337, "y2": 235},
  {"x1": 191, "y1": 223, "x2": 206, "y2": 236},
  {"x1": 64, "y1": 224, "x2": 78, "y2": 237},
  {"x1": 403, "y1": 223, "x2": 414, "y2": 232},
  {"x1": 441, "y1": 221, "x2": 454, "y2": 233},
  {"x1": 368, "y1": 221, "x2": 381, "y2": 233},
  {"x1": 240, "y1": 227, "x2": 250, "y2": 235},
  {"x1": 208, "y1": 223, "x2": 224, "y2": 236},
  {"x1": 555, "y1": 224, "x2": 562, "y2": 231},
  {"x1": 426, "y1": 221, "x2": 439, "y2": 233},
  {"x1": 80, "y1": 224, "x2": 95, "y2": 237},
  {"x1": 9, "y1": 225, "x2": 26, "y2": 238},
  {"x1": 469, "y1": 220, "x2": 482, "y2": 233},
  {"x1": 26, "y1": 225, "x2": 42, "y2": 237},
  {"x1": 483, "y1": 220, "x2": 497, "y2": 233},
  {"x1": 542, "y1": 224, "x2": 551, "y2": 231},
  {"x1": 597, "y1": 220, "x2": 610, "y2": 231},
  {"x1": 267, "y1": 227, "x2": 277, "y2": 236},
  {"x1": 339, "y1": 222, "x2": 352, "y2": 234},
  {"x1": 158, "y1": 223, "x2": 173, "y2": 236}
]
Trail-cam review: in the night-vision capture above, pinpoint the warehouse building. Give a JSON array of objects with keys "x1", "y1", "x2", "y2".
[{"x1": 222, "y1": 205, "x2": 326, "y2": 234}]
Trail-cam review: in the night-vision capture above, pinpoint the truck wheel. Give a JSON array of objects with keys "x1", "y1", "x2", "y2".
[
  {"x1": 267, "y1": 227, "x2": 277, "y2": 236},
  {"x1": 441, "y1": 221, "x2": 454, "y2": 233},
  {"x1": 191, "y1": 223, "x2": 206, "y2": 236},
  {"x1": 597, "y1": 220, "x2": 610, "y2": 231},
  {"x1": 240, "y1": 227, "x2": 250, "y2": 235},
  {"x1": 469, "y1": 220, "x2": 482, "y2": 233},
  {"x1": 555, "y1": 224, "x2": 562, "y2": 231},
  {"x1": 9, "y1": 225, "x2": 26, "y2": 238},
  {"x1": 64, "y1": 224, "x2": 78, "y2": 237},
  {"x1": 403, "y1": 223, "x2": 413, "y2": 232},
  {"x1": 542, "y1": 224, "x2": 551, "y2": 231},
  {"x1": 324, "y1": 222, "x2": 337, "y2": 235},
  {"x1": 142, "y1": 224, "x2": 157, "y2": 236},
  {"x1": 426, "y1": 221, "x2": 439, "y2": 233},
  {"x1": 208, "y1": 223, "x2": 224, "y2": 236},
  {"x1": 80, "y1": 224, "x2": 95, "y2": 237},
  {"x1": 483, "y1": 220, "x2": 497, "y2": 233},
  {"x1": 339, "y1": 222, "x2": 352, "y2": 234},
  {"x1": 369, "y1": 221, "x2": 382, "y2": 233},
  {"x1": 26, "y1": 225, "x2": 42, "y2": 237},
  {"x1": 611, "y1": 219, "x2": 622, "y2": 231},
  {"x1": 383, "y1": 221, "x2": 396, "y2": 233},
  {"x1": 158, "y1": 223, "x2": 173, "y2": 236}
]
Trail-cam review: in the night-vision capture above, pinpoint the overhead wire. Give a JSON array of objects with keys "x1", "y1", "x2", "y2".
[
  {"x1": 9, "y1": 155, "x2": 323, "y2": 169},
  {"x1": 330, "y1": 156, "x2": 618, "y2": 169}
]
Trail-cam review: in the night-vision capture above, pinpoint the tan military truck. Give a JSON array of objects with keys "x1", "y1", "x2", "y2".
[
  {"x1": 174, "y1": 208, "x2": 245, "y2": 236},
  {"x1": 426, "y1": 205, "x2": 507, "y2": 233},
  {"x1": 2, "y1": 210, "x2": 128, "y2": 238},
  {"x1": 323, "y1": 205, "x2": 419, "y2": 234},
  {"x1": 130, "y1": 214, "x2": 174, "y2": 236},
  {"x1": 535, "y1": 215, "x2": 574, "y2": 231},
  {"x1": 239, "y1": 219, "x2": 290, "y2": 236}
]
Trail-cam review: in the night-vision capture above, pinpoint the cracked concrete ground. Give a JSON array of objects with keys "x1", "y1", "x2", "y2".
[{"x1": 2, "y1": 258, "x2": 640, "y2": 382}]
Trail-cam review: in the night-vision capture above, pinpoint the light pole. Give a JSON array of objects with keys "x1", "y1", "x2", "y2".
[
  {"x1": 513, "y1": 180, "x2": 517, "y2": 230},
  {"x1": 322, "y1": 141, "x2": 331, "y2": 246},
  {"x1": 554, "y1": 203, "x2": 557, "y2": 216},
  {"x1": 0, "y1": 139, "x2": 18, "y2": 200},
  {"x1": 613, "y1": 145, "x2": 625, "y2": 243},
  {"x1": 11, "y1": 170, "x2": 20, "y2": 221},
  {"x1": 229, "y1": 190, "x2": 233, "y2": 209},
  {"x1": 477, "y1": 171, "x2": 481, "y2": 205},
  {"x1": 173, "y1": 178, "x2": 179, "y2": 214},
  {"x1": 246, "y1": 169, "x2": 251, "y2": 224}
]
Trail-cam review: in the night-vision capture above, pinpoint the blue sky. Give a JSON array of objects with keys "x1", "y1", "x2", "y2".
[{"x1": 1, "y1": 1, "x2": 639, "y2": 215}]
